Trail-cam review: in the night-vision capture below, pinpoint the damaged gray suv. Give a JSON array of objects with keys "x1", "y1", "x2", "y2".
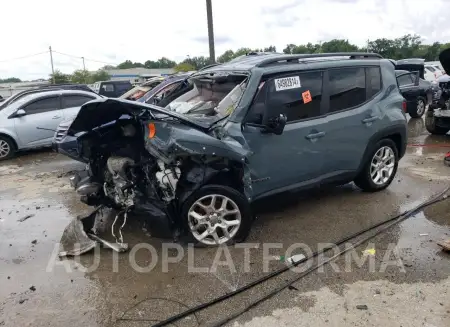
[{"x1": 58, "y1": 52, "x2": 407, "y2": 250}]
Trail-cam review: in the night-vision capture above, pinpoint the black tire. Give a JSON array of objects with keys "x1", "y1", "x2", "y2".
[
  {"x1": 0, "y1": 135, "x2": 16, "y2": 161},
  {"x1": 180, "y1": 184, "x2": 253, "y2": 247},
  {"x1": 354, "y1": 139, "x2": 398, "y2": 192},
  {"x1": 425, "y1": 110, "x2": 449, "y2": 135},
  {"x1": 408, "y1": 97, "x2": 426, "y2": 118}
]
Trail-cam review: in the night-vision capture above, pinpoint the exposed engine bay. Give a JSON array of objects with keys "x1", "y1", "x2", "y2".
[{"x1": 58, "y1": 75, "x2": 253, "y2": 255}]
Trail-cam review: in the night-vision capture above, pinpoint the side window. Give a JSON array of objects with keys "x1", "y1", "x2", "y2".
[
  {"x1": 62, "y1": 95, "x2": 95, "y2": 108},
  {"x1": 102, "y1": 84, "x2": 114, "y2": 92},
  {"x1": 246, "y1": 81, "x2": 267, "y2": 124},
  {"x1": 329, "y1": 67, "x2": 366, "y2": 112},
  {"x1": 22, "y1": 97, "x2": 60, "y2": 114},
  {"x1": 151, "y1": 82, "x2": 182, "y2": 102},
  {"x1": 397, "y1": 74, "x2": 414, "y2": 87},
  {"x1": 265, "y1": 71, "x2": 323, "y2": 122},
  {"x1": 367, "y1": 67, "x2": 382, "y2": 98}
]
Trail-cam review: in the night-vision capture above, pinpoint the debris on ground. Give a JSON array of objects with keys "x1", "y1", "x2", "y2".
[
  {"x1": 419, "y1": 233, "x2": 429, "y2": 236},
  {"x1": 437, "y1": 239, "x2": 450, "y2": 252},
  {"x1": 29, "y1": 286, "x2": 36, "y2": 292},
  {"x1": 288, "y1": 285, "x2": 299, "y2": 291},
  {"x1": 356, "y1": 305, "x2": 368, "y2": 310},
  {"x1": 17, "y1": 214, "x2": 35, "y2": 222},
  {"x1": 31, "y1": 240, "x2": 37, "y2": 245},
  {"x1": 18, "y1": 299, "x2": 28, "y2": 304},
  {"x1": 363, "y1": 248, "x2": 376, "y2": 256}
]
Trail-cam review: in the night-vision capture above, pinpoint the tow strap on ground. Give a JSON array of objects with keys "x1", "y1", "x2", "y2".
[{"x1": 149, "y1": 185, "x2": 450, "y2": 327}]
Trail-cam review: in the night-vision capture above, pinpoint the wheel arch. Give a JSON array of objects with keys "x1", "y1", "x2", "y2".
[
  {"x1": 356, "y1": 124, "x2": 406, "y2": 175},
  {"x1": 0, "y1": 132, "x2": 19, "y2": 150}
]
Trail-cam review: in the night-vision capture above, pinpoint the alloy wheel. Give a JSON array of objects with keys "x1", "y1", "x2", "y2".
[
  {"x1": 187, "y1": 194, "x2": 241, "y2": 245},
  {"x1": 417, "y1": 99, "x2": 425, "y2": 116},
  {"x1": 370, "y1": 146, "x2": 395, "y2": 185},
  {"x1": 0, "y1": 140, "x2": 10, "y2": 158}
]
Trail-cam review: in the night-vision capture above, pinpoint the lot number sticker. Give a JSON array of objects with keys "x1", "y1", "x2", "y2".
[{"x1": 274, "y1": 76, "x2": 301, "y2": 91}]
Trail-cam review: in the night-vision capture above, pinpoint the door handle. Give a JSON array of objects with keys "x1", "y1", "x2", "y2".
[
  {"x1": 305, "y1": 131, "x2": 326, "y2": 140},
  {"x1": 52, "y1": 115, "x2": 61, "y2": 119},
  {"x1": 362, "y1": 116, "x2": 378, "y2": 124}
]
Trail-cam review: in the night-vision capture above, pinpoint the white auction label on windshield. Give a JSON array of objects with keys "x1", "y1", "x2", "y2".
[{"x1": 274, "y1": 76, "x2": 301, "y2": 91}]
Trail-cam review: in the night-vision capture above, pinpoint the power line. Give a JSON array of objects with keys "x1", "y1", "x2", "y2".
[
  {"x1": 52, "y1": 50, "x2": 117, "y2": 66},
  {"x1": 0, "y1": 51, "x2": 49, "y2": 63}
]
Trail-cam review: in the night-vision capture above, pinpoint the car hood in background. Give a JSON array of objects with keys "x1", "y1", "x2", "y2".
[{"x1": 439, "y1": 48, "x2": 450, "y2": 75}]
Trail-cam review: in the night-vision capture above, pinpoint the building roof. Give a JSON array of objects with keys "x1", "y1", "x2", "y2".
[{"x1": 106, "y1": 68, "x2": 175, "y2": 77}]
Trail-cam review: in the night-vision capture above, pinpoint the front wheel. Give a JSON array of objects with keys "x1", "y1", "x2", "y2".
[
  {"x1": 354, "y1": 139, "x2": 398, "y2": 192},
  {"x1": 425, "y1": 110, "x2": 449, "y2": 135},
  {"x1": 409, "y1": 97, "x2": 426, "y2": 118},
  {"x1": 180, "y1": 184, "x2": 253, "y2": 247}
]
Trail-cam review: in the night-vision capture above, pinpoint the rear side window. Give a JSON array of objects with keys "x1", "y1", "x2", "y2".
[
  {"x1": 62, "y1": 95, "x2": 95, "y2": 108},
  {"x1": 328, "y1": 67, "x2": 366, "y2": 112},
  {"x1": 115, "y1": 83, "x2": 132, "y2": 94},
  {"x1": 102, "y1": 84, "x2": 114, "y2": 92},
  {"x1": 367, "y1": 67, "x2": 382, "y2": 98},
  {"x1": 22, "y1": 97, "x2": 60, "y2": 114},
  {"x1": 266, "y1": 71, "x2": 323, "y2": 122}
]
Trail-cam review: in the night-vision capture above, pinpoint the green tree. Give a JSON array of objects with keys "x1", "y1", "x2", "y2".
[
  {"x1": 321, "y1": 39, "x2": 359, "y2": 53},
  {"x1": 174, "y1": 62, "x2": 195, "y2": 72},
  {"x1": 0, "y1": 77, "x2": 22, "y2": 83},
  {"x1": 71, "y1": 69, "x2": 91, "y2": 84},
  {"x1": 217, "y1": 50, "x2": 235, "y2": 63},
  {"x1": 183, "y1": 56, "x2": 209, "y2": 70},
  {"x1": 90, "y1": 70, "x2": 110, "y2": 83},
  {"x1": 263, "y1": 45, "x2": 277, "y2": 52},
  {"x1": 50, "y1": 70, "x2": 70, "y2": 84}
]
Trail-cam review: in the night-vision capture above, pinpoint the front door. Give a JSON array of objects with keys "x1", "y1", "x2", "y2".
[
  {"x1": 241, "y1": 70, "x2": 327, "y2": 198},
  {"x1": 397, "y1": 71, "x2": 420, "y2": 110},
  {"x1": 13, "y1": 96, "x2": 64, "y2": 148}
]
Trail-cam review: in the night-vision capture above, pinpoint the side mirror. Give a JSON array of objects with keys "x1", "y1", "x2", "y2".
[
  {"x1": 14, "y1": 109, "x2": 27, "y2": 117},
  {"x1": 264, "y1": 114, "x2": 287, "y2": 135}
]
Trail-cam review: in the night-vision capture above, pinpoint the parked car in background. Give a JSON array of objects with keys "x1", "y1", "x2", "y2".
[
  {"x1": 396, "y1": 70, "x2": 432, "y2": 118},
  {"x1": 120, "y1": 76, "x2": 164, "y2": 101},
  {"x1": 90, "y1": 80, "x2": 132, "y2": 98},
  {"x1": 425, "y1": 48, "x2": 450, "y2": 135},
  {"x1": 57, "y1": 52, "x2": 407, "y2": 247},
  {"x1": 425, "y1": 65, "x2": 443, "y2": 80},
  {"x1": 137, "y1": 72, "x2": 196, "y2": 105},
  {"x1": 0, "y1": 90, "x2": 101, "y2": 160},
  {"x1": 0, "y1": 84, "x2": 96, "y2": 112}
]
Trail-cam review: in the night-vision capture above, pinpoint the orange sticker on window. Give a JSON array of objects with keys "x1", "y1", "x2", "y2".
[{"x1": 302, "y1": 90, "x2": 312, "y2": 104}]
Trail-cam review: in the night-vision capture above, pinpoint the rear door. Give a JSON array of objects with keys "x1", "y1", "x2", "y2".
[
  {"x1": 242, "y1": 70, "x2": 327, "y2": 197},
  {"x1": 13, "y1": 95, "x2": 64, "y2": 147},
  {"x1": 61, "y1": 93, "x2": 97, "y2": 119},
  {"x1": 322, "y1": 66, "x2": 383, "y2": 175}
]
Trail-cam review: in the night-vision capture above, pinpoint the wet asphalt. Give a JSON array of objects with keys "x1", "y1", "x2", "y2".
[{"x1": 0, "y1": 117, "x2": 449, "y2": 327}]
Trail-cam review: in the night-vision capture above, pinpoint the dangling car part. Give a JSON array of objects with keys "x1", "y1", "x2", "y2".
[{"x1": 425, "y1": 48, "x2": 450, "y2": 134}]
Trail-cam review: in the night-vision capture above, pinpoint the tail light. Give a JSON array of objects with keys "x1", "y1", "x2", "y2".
[{"x1": 402, "y1": 101, "x2": 407, "y2": 112}]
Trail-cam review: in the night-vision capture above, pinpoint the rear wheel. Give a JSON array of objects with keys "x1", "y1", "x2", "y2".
[
  {"x1": 0, "y1": 136, "x2": 15, "y2": 161},
  {"x1": 425, "y1": 110, "x2": 449, "y2": 135},
  {"x1": 354, "y1": 139, "x2": 398, "y2": 192},
  {"x1": 409, "y1": 97, "x2": 426, "y2": 118},
  {"x1": 180, "y1": 184, "x2": 253, "y2": 247}
]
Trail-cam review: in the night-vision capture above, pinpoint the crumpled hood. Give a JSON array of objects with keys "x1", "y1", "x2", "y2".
[
  {"x1": 439, "y1": 48, "x2": 450, "y2": 75},
  {"x1": 67, "y1": 98, "x2": 213, "y2": 135},
  {"x1": 144, "y1": 120, "x2": 251, "y2": 164}
]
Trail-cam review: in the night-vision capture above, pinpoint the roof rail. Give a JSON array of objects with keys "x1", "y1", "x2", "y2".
[
  {"x1": 198, "y1": 63, "x2": 221, "y2": 71},
  {"x1": 256, "y1": 52, "x2": 383, "y2": 67}
]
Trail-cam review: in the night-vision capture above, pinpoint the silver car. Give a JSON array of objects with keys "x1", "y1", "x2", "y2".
[{"x1": 0, "y1": 89, "x2": 101, "y2": 160}]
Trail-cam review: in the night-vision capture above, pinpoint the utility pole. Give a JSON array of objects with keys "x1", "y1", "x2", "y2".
[
  {"x1": 206, "y1": 0, "x2": 215, "y2": 64},
  {"x1": 49, "y1": 46, "x2": 55, "y2": 84},
  {"x1": 367, "y1": 39, "x2": 370, "y2": 53},
  {"x1": 82, "y1": 57, "x2": 86, "y2": 70}
]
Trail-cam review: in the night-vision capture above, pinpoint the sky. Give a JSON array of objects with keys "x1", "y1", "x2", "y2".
[{"x1": 1, "y1": 0, "x2": 449, "y2": 80}]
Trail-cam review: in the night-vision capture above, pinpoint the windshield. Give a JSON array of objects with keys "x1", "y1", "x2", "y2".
[{"x1": 165, "y1": 76, "x2": 247, "y2": 120}]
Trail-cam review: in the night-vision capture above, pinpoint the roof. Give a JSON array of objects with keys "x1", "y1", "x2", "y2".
[{"x1": 196, "y1": 52, "x2": 385, "y2": 75}]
